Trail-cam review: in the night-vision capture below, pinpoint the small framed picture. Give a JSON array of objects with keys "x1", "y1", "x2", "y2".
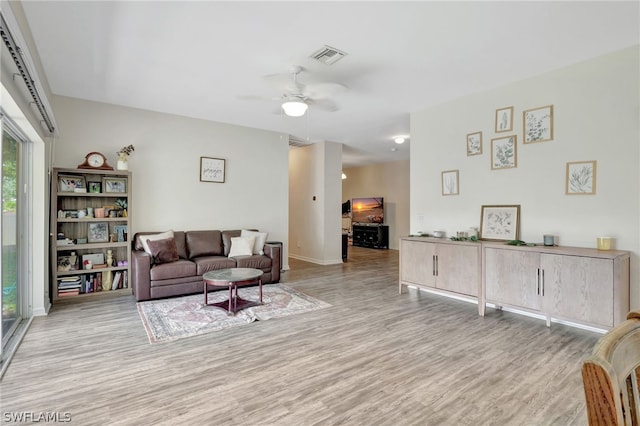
[
  {"x1": 113, "y1": 225, "x2": 128, "y2": 242},
  {"x1": 57, "y1": 255, "x2": 73, "y2": 272},
  {"x1": 58, "y1": 175, "x2": 85, "y2": 192},
  {"x1": 88, "y1": 182, "x2": 102, "y2": 193},
  {"x1": 495, "y1": 106, "x2": 514, "y2": 133},
  {"x1": 441, "y1": 170, "x2": 459, "y2": 196},
  {"x1": 480, "y1": 205, "x2": 520, "y2": 241},
  {"x1": 466, "y1": 132, "x2": 482, "y2": 156},
  {"x1": 523, "y1": 104, "x2": 553, "y2": 143},
  {"x1": 87, "y1": 222, "x2": 109, "y2": 243},
  {"x1": 200, "y1": 157, "x2": 225, "y2": 183},
  {"x1": 103, "y1": 177, "x2": 127, "y2": 193},
  {"x1": 566, "y1": 160, "x2": 597, "y2": 195},
  {"x1": 491, "y1": 135, "x2": 517, "y2": 170}
]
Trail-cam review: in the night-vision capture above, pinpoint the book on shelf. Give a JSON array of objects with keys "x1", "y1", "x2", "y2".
[
  {"x1": 123, "y1": 270, "x2": 128, "y2": 288},
  {"x1": 58, "y1": 289, "x2": 80, "y2": 297},
  {"x1": 112, "y1": 272, "x2": 122, "y2": 290}
]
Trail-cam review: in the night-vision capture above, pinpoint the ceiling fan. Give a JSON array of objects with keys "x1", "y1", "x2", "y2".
[{"x1": 241, "y1": 65, "x2": 347, "y2": 117}]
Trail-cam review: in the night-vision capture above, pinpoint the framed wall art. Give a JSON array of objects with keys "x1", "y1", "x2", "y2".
[
  {"x1": 495, "y1": 106, "x2": 514, "y2": 133},
  {"x1": 466, "y1": 131, "x2": 482, "y2": 156},
  {"x1": 566, "y1": 160, "x2": 596, "y2": 195},
  {"x1": 87, "y1": 222, "x2": 109, "y2": 243},
  {"x1": 58, "y1": 175, "x2": 85, "y2": 192},
  {"x1": 441, "y1": 170, "x2": 459, "y2": 196},
  {"x1": 200, "y1": 157, "x2": 225, "y2": 183},
  {"x1": 480, "y1": 205, "x2": 520, "y2": 241},
  {"x1": 103, "y1": 177, "x2": 127, "y2": 193},
  {"x1": 491, "y1": 135, "x2": 517, "y2": 170},
  {"x1": 523, "y1": 104, "x2": 554, "y2": 143}
]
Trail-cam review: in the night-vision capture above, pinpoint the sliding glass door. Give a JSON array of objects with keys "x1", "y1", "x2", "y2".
[{"x1": 1, "y1": 126, "x2": 22, "y2": 349}]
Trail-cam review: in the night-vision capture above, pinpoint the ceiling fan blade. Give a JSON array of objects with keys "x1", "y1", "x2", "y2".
[
  {"x1": 302, "y1": 82, "x2": 349, "y2": 99},
  {"x1": 237, "y1": 94, "x2": 283, "y2": 102},
  {"x1": 307, "y1": 98, "x2": 339, "y2": 112}
]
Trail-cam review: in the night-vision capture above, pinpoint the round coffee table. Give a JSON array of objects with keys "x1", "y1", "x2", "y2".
[{"x1": 202, "y1": 268, "x2": 264, "y2": 314}]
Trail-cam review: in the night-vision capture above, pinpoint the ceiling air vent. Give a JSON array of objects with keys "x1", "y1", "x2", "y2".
[
  {"x1": 289, "y1": 137, "x2": 312, "y2": 148},
  {"x1": 309, "y1": 45, "x2": 347, "y2": 65}
]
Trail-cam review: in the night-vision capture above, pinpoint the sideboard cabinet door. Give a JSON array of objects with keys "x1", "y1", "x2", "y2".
[
  {"x1": 484, "y1": 248, "x2": 541, "y2": 312},
  {"x1": 436, "y1": 243, "x2": 480, "y2": 296},
  {"x1": 540, "y1": 254, "x2": 613, "y2": 328},
  {"x1": 400, "y1": 239, "x2": 435, "y2": 288}
]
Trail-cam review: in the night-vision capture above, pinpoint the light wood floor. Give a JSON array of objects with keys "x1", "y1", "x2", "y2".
[{"x1": 1, "y1": 247, "x2": 599, "y2": 425}]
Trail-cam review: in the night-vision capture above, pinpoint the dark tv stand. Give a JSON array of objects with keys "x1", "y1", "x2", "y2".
[{"x1": 352, "y1": 224, "x2": 389, "y2": 249}]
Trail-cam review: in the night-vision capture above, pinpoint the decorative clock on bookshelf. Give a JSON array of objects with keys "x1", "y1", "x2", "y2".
[{"x1": 78, "y1": 152, "x2": 114, "y2": 170}]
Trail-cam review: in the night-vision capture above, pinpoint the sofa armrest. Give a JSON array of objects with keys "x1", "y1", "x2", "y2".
[
  {"x1": 131, "y1": 250, "x2": 152, "y2": 301},
  {"x1": 263, "y1": 243, "x2": 281, "y2": 282}
]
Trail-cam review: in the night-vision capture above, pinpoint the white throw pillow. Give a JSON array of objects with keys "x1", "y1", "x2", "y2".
[
  {"x1": 241, "y1": 229, "x2": 268, "y2": 255},
  {"x1": 140, "y1": 230, "x2": 174, "y2": 255},
  {"x1": 228, "y1": 236, "x2": 255, "y2": 258}
]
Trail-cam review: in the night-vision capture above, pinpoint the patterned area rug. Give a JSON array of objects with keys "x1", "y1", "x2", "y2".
[{"x1": 137, "y1": 284, "x2": 331, "y2": 343}]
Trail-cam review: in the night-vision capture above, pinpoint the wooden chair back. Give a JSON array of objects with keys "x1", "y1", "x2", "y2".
[{"x1": 582, "y1": 312, "x2": 640, "y2": 425}]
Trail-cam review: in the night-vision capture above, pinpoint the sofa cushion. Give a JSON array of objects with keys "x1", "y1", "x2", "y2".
[
  {"x1": 235, "y1": 255, "x2": 273, "y2": 271},
  {"x1": 186, "y1": 230, "x2": 223, "y2": 258},
  {"x1": 193, "y1": 256, "x2": 237, "y2": 275},
  {"x1": 228, "y1": 236, "x2": 255, "y2": 258},
  {"x1": 146, "y1": 237, "x2": 179, "y2": 264},
  {"x1": 149, "y1": 259, "x2": 197, "y2": 281},
  {"x1": 241, "y1": 229, "x2": 268, "y2": 255},
  {"x1": 136, "y1": 231, "x2": 187, "y2": 259},
  {"x1": 138, "y1": 230, "x2": 174, "y2": 255},
  {"x1": 222, "y1": 230, "x2": 242, "y2": 256}
]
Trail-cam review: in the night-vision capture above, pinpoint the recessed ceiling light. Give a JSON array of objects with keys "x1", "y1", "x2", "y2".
[
  {"x1": 394, "y1": 137, "x2": 405, "y2": 144},
  {"x1": 391, "y1": 148, "x2": 398, "y2": 152}
]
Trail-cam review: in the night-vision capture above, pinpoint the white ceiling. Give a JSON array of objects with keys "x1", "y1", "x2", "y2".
[{"x1": 19, "y1": 1, "x2": 639, "y2": 167}]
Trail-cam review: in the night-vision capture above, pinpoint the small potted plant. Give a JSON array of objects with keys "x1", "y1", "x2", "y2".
[
  {"x1": 115, "y1": 198, "x2": 128, "y2": 217},
  {"x1": 116, "y1": 144, "x2": 135, "y2": 170}
]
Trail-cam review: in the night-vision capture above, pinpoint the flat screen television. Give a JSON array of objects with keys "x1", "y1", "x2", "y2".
[{"x1": 351, "y1": 197, "x2": 384, "y2": 224}]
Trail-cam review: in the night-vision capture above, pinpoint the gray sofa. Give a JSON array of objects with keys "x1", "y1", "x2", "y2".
[{"x1": 131, "y1": 229, "x2": 280, "y2": 301}]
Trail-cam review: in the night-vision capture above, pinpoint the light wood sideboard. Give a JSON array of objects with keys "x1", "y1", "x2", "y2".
[
  {"x1": 399, "y1": 237, "x2": 483, "y2": 314},
  {"x1": 482, "y1": 242, "x2": 629, "y2": 329},
  {"x1": 399, "y1": 237, "x2": 630, "y2": 330}
]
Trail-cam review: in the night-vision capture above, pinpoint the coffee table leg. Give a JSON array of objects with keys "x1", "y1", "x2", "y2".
[
  {"x1": 259, "y1": 278, "x2": 263, "y2": 304},
  {"x1": 204, "y1": 281, "x2": 207, "y2": 305}
]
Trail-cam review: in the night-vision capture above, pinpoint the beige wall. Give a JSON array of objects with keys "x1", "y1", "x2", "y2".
[
  {"x1": 342, "y1": 160, "x2": 410, "y2": 250},
  {"x1": 410, "y1": 46, "x2": 640, "y2": 309},
  {"x1": 52, "y1": 96, "x2": 290, "y2": 269},
  {"x1": 289, "y1": 142, "x2": 343, "y2": 264}
]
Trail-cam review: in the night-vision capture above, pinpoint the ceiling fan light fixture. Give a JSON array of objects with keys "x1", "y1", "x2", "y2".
[{"x1": 282, "y1": 100, "x2": 308, "y2": 117}]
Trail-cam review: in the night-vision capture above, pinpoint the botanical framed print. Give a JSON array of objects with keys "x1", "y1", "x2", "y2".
[
  {"x1": 491, "y1": 135, "x2": 517, "y2": 170},
  {"x1": 441, "y1": 170, "x2": 459, "y2": 196},
  {"x1": 58, "y1": 175, "x2": 85, "y2": 192},
  {"x1": 566, "y1": 160, "x2": 596, "y2": 195},
  {"x1": 466, "y1": 131, "x2": 482, "y2": 156},
  {"x1": 495, "y1": 106, "x2": 514, "y2": 133},
  {"x1": 200, "y1": 157, "x2": 225, "y2": 183},
  {"x1": 480, "y1": 205, "x2": 520, "y2": 241},
  {"x1": 87, "y1": 222, "x2": 109, "y2": 243},
  {"x1": 103, "y1": 177, "x2": 127, "y2": 193},
  {"x1": 523, "y1": 104, "x2": 554, "y2": 143}
]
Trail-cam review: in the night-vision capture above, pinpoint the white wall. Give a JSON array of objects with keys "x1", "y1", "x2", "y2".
[
  {"x1": 410, "y1": 46, "x2": 640, "y2": 309},
  {"x1": 342, "y1": 160, "x2": 410, "y2": 250},
  {"x1": 52, "y1": 96, "x2": 290, "y2": 269},
  {"x1": 289, "y1": 141, "x2": 343, "y2": 265}
]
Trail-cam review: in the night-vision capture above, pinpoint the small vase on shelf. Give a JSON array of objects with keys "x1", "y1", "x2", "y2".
[
  {"x1": 116, "y1": 152, "x2": 128, "y2": 171},
  {"x1": 116, "y1": 145, "x2": 134, "y2": 171}
]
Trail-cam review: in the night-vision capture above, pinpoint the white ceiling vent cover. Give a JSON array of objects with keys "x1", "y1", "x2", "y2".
[{"x1": 309, "y1": 45, "x2": 347, "y2": 65}]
